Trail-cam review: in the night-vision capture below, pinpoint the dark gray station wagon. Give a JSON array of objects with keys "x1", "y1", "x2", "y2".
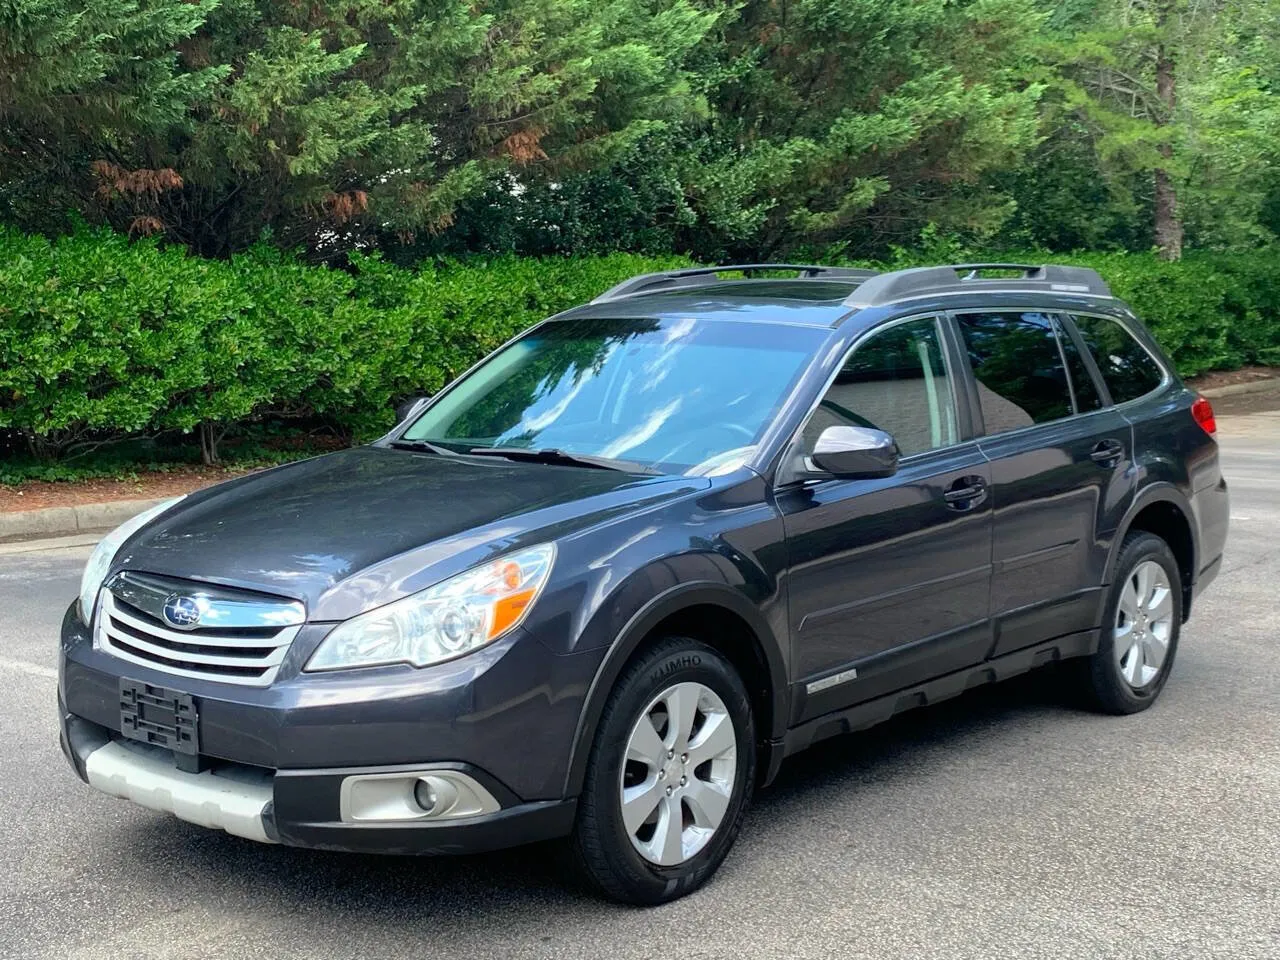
[{"x1": 59, "y1": 262, "x2": 1228, "y2": 904}]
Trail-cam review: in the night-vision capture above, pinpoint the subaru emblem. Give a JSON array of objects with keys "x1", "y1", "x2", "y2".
[{"x1": 162, "y1": 595, "x2": 202, "y2": 630}]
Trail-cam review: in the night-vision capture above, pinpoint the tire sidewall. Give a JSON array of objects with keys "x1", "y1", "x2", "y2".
[
  {"x1": 1095, "y1": 534, "x2": 1183, "y2": 710},
  {"x1": 583, "y1": 639, "x2": 756, "y2": 903}
]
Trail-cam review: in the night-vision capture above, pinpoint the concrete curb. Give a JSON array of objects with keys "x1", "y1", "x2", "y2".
[
  {"x1": 0, "y1": 498, "x2": 167, "y2": 544},
  {"x1": 1199, "y1": 377, "x2": 1280, "y2": 399}
]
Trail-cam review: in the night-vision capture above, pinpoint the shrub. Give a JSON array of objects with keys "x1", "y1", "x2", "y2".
[
  {"x1": 1, "y1": 225, "x2": 1276, "y2": 465},
  {"x1": 0, "y1": 228, "x2": 253, "y2": 459},
  {"x1": 0, "y1": 226, "x2": 689, "y2": 460}
]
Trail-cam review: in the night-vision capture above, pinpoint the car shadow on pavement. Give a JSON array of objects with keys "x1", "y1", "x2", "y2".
[
  {"x1": 755, "y1": 665, "x2": 1079, "y2": 808},
  {"x1": 111, "y1": 666, "x2": 1080, "y2": 925}
]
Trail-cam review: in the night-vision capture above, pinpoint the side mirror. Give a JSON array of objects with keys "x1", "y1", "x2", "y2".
[
  {"x1": 394, "y1": 395, "x2": 431, "y2": 425},
  {"x1": 810, "y1": 425, "x2": 899, "y2": 479}
]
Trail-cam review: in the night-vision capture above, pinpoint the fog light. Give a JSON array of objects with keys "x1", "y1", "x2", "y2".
[{"x1": 414, "y1": 779, "x2": 439, "y2": 814}]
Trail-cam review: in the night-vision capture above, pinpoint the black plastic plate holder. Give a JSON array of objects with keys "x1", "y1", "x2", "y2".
[{"x1": 119, "y1": 679, "x2": 199, "y2": 757}]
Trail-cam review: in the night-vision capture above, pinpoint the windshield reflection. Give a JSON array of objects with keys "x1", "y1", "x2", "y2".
[{"x1": 403, "y1": 316, "x2": 823, "y2": 474}]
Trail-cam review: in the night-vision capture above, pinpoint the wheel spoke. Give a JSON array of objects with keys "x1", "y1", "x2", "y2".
[
  {"x1": 1125, "y1": 639, "x2": 1146, "y2": 685},
  {"x1": 1142, "y1": 632, "x2": 1168, "y2": 672},
  {"x1": 1147, "y1": 586, "x2": 1173, "y2": 624},
  {"x1": 683, "y1": 778, "x2": 730, "y2": 830},
  {"x1": 663, "y1": 683, "x2": 700, "y2": 754},
  {"x1": 1118, "y1": 583, "x2": 1141, "y2": 622},
  {"x1": 654, "y1": 798, "x2": 684, "y2": 865},
  {"x1": 1134, "y1": 564, "x2": 1155, "y2": 610},
  {"x1": 626, "y1": 714, "x2": 666, "y2": 767},
  {"x1": 621, "y1": 778, "x2": 664, "y2": 835},
  {"x1": 687, "y1": 711, "x2": 735, "y2": 767},
  {"x1": 1114, "y1": 622, "x2": 1137, "y2": 665}
]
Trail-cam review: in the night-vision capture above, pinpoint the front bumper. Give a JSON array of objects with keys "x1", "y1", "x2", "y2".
[
  {"x1": 59, "y1": 601, "x2": 591, "y2": 854},
  {"x1": 60, "y1": 712, "x2": 577, "y2": 854}
]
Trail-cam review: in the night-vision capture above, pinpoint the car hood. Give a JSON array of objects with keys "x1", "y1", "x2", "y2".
[{"x1": 114, "y1": 446, "x2": 708, "y2": 619}]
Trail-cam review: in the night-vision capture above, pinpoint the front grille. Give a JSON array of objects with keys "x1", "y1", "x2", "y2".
[{"x1": 95, "y1": 589, "x2": 302, "y2": 687}]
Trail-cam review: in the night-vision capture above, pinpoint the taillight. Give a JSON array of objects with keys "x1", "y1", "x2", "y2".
[{"x1": 1191, "y1": 395, "x2": 1217, "y2": 436}]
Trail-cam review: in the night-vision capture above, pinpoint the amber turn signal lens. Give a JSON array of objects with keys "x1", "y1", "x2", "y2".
[{"x1": 490, "y1": 588, "x2": 536, "y2": 638}]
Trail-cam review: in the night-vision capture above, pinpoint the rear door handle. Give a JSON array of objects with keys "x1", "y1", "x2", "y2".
[
  {"x1": 1090, "y1": 439, "x2": 1125, "y2": 467},
  {"x1": 944, "y1": 475, "x2": 988, "y2": 510}
]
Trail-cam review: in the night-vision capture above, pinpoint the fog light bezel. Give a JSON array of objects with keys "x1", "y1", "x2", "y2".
[{"x1": 339, "y1": 769, "x2": 501, "y2": 824}]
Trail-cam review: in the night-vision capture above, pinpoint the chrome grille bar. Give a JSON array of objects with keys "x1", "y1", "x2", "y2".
[{"x1": 95, "y1": 588, "x2": 302, "y2": 687}]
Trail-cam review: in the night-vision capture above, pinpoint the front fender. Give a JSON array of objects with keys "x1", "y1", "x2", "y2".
[{"x1": 560, "y1": 579, "x2": 790, "y2": 798}]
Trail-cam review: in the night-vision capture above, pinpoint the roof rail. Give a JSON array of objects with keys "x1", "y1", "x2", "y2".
[
  {"x1": 592, "y1": 264, "x2": 879, "y2": 303},
  {"x1": 843, "y1": 262, "x2": 1112, "y2": 307}
]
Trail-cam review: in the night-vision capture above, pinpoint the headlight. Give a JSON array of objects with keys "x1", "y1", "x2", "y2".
[
  {"x1": 78, "y1": 496, "x2": 187, "y2": 624},
  {"x1": 305, "y1": 543, "x2": 556, "y2": 672}
]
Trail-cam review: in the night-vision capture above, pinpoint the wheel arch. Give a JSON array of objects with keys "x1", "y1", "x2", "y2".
[
  {"x1": 562, "y1": 582, "x2": 789, "y2": 798},
  {"x1": 1106, "y1": 483, "x2": 1198, "y2": 620}
]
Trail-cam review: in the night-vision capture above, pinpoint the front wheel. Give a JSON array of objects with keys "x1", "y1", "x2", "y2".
[{"x1": 571, "y1": 638, "x2": 755, "y2": 904}]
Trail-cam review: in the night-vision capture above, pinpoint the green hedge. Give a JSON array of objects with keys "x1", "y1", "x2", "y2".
[
  {"x1": 1057, "y1": 250, "x2": 1280, "y2": 376},
  {"x1": 1, "y1": 226, "x2": 1277, "y2": 462},
  {"x1": 0, "y1": 227, "x2": 688, "y2": 460}
]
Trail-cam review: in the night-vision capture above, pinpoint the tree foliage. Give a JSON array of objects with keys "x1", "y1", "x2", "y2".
[
  {"x1": 2, "y1": 0, "x2": 1279, "y2": 259},
  {"x1": 1, "y1": 0, "x2": 717, "y2": 256},
  {"x1": 1017, "y1": 0, "x2": 1280, "y2": 256}
]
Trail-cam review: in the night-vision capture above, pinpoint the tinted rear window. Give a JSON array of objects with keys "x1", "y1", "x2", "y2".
[
  {"x1": 1071, "y1": 314, "x2": 1164, "y2": 403},
  {"x1": 956, "y1": 312, "x2": 1075, "y2": 432}
]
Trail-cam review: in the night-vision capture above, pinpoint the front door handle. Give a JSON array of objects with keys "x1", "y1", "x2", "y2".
[
  {"x1": 1090, "y1": 439, "x2": 1125, "y2": 467},
  {"x1": 944, "y1": 475, "x2": 988, "y2": 510}
]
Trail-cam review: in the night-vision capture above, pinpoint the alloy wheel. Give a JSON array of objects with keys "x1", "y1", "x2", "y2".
[
  {"x1": 1114, "y1": 559, "x2": 1175, "y2": 689},
  {"x1": 619, "y1": 681, "x2": 738, "y2": 866}
]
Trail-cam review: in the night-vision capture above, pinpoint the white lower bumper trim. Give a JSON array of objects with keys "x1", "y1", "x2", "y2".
[{"x1": 84, "y1": 740, "x2": 276, "y2": 844}]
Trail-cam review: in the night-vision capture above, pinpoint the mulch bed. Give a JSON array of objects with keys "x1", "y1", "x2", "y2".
[
  {"x1": 1187, "y1": 365, "x2": 1280, "y2": 391},
  {"x1": 0, "y1": 465, "x2": 257, "y2": 514}
]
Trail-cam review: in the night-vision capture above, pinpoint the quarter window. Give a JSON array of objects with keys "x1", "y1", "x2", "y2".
[
  {"x1": 802, "y1": 317, "x2": 958, "y2": 458},
  {"x1": 956, "y1": 312, "x2": 1075, "y2": 433},
  {"x1": 1071, "y1": 314, "x2": 1164, "y2": 403}
]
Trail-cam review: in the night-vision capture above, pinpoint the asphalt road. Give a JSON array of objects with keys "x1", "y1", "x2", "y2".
[{"x1": 2, "y1": 414, "x2": 1278, "y2": 960}]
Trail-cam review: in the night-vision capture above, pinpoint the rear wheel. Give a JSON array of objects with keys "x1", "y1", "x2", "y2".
[
  {"x1": 571, "y1": 638, "x2": 755, "y2": 904},
  {"x1": 1080, "y1": 532, "x2": 1183, "y2": 714}
]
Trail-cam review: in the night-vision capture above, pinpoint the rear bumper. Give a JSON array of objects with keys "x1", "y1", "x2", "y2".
[
  {"x1": 1189, "y1": 474, "x2": 1229, "y2": 614},
  {"x1": 60, "y1": 712, "x2": 577, "y2": 854}
]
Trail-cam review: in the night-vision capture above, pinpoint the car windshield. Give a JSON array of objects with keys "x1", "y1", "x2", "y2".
[{"x1": 401, "y1": 316, "x2": 825, "y2": 475}]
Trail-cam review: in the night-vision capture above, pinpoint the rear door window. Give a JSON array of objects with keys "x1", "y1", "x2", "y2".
[
  {"x1": 955, "y1": 312, "x2": 1075, "y2": 433},
  {"x1": 1070, "y1": 314, "x2": 1165, "y2": 403}
]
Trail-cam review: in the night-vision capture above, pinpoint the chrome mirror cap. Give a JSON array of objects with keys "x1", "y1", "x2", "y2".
[{"x1": 811, "y1": 425, "x2": 900, "y2": 479}]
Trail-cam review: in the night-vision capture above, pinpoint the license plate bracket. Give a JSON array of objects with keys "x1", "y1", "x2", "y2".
[{"x1": 119, "y1": 679, "x2": 199, "y2": 756}]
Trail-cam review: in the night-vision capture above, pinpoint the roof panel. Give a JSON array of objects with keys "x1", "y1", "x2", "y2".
[{"x1": 562, "y1": 279, "x2": 860, "y2": 327}]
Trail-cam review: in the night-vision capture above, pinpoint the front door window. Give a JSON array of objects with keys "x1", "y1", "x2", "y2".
[{"x1": 802, "y1": 316, "x2": 959, "y2": 458}]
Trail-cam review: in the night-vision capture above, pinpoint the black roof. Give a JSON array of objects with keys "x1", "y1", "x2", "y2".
[
  {"x1": 846, "y1": 263, "x2": 1111, "y2": 306},
  {"x1": 568, "y1": 261, "x2": 1116, "y2": 329},
  {"x1": 591, "y1": 264, "x2": 877, "y2": 303},
  {"x1": 566, "y1": 281, "x2": 858, "y2": 328}
]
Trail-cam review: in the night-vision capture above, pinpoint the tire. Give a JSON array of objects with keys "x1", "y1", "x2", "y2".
[
  {"x1": 1080, "y1": 531, "x2": 1183, "y2": 714},
  {"x1": 570, "y1": 637, "x2": 756, "y2": 905}
]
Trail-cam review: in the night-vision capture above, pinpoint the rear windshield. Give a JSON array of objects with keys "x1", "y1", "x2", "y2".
[{"x1": 403, "y1": 316, "x2": 825, "y2": 474}]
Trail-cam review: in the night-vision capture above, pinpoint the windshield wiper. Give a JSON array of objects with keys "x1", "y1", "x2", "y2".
[
  {"x1": 466, "y1": 447, "x2": 662, "y2": 475},
  {"x1": 388, "y1": 439, "x2": 457, "y2": 456}
]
